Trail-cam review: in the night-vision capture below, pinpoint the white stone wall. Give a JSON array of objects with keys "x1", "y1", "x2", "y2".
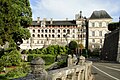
[
  {"x1": 20, "y1": 24, "x2": 86, "y2": 49},
  {"x1": 89, "y1": 19, "x2": 112, "y2": 49}
]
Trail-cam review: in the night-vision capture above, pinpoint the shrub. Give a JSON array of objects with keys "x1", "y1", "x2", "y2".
[
  {"x1": 5, "y1": 64, "x2": 30, "y2": 79},
  {"x1": 40, "y1": 54, "x2": 55, "y2": 65},
  {"x1": 5, "y1": 67, "x2": 26, "y2": 79},
  {"x1": 0, "y1": 66, "x2": 4, "y2": 72},
  {"x1": 1, "y1": 50, "x2": 21, "y2": 66},
  {"x1": 27, "y1": 54, "x2": 55, "y2": 65}
]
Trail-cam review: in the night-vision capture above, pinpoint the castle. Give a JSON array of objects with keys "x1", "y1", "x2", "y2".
[{"x1": 20, "y1": 10, "x2": 112, "y2": 50}]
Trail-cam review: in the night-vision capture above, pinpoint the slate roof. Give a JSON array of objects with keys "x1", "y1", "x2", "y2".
[
  {"x1": 90, "y1": 10, "x2": 112, "y2": 19},
  {"x1": 46, "y1": 20, "x2": 76, "y2": 26},
  {"x1": 31, "y1": 20, "x2": 77, "y2": 26},
  {"x1": 32, "y1": 21, "x2": 41, "y2": 26}
]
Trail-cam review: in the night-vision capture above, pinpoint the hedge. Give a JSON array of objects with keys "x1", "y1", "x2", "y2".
[{"x1": 27, "y1": 54, "x2": 55, "y2": 65}]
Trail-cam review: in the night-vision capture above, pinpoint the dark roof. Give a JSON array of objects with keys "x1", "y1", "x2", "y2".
[
  {"x1": 31, "y1": 20, "x2": 77, "y2": 26},
  {"x1": 46, "y1": 20, "x2": 76, "y2": 26},
  {"x1": 32, "y1": 21, "x2": 41, "y2": 26},
  {"x1": 90, "y1": 10, "x2": 112, "y2": 19}
]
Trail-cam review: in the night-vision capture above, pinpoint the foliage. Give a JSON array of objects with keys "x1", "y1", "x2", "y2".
[
  {"x1": 69, "y1": 40, "x2": 78, "y2": 50},
  {"x1": 108, "y1": 22, "x2": 120, "y2": 31},
  {"x1": 28, "y1": 54, "x2": 55, "y2": 65},
  {"x1": 5, "y1": 67, "x2": 27, "y2": 79},
  {"x1": 1, "y1": 49, "x2": 21, "y2": 66},
  {"x1": 0, "y1": 0, "x2": 32, "y2": 46},
  {"x1": 27, "y1": 45, "x2": 68, "y2": 55},
  {"x1": 68, "y1": 41, "x2": 78, "y2": 55},
  {"x1": 0, "y1": 48, "x2": 4, "y2": 58},
  {"x1": 0, "y1": 66, "x2": 4, "y2": 72},
  {"x1": 90, "y1": 48, "x2": 100, "y2": 57}
]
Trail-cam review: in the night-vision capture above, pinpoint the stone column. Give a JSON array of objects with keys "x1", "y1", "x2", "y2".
[
  {"x1": 13, "y1": 57, "x2": 51, "y2": 80},
  {"x1": 72, "y1": 54, "x2": 77, "y2": 65},
  {"x1": 78, "y1": 55, "x2": 85, "y2": 65},
  {"x1": 68, "y1": 55, "x2": 73, "y2": 67},
  {"x1": 30, "y1": 57, "x2": 48, "y2": 80}
]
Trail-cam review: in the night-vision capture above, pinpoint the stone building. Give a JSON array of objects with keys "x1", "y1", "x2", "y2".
[
  {"x1": 20, "y1": 11, "x2": 87, "y2": 49},
  {"x1": 101, "y1": 23, "x2": 120, "y2": 62},
  {"x1": 20, "y1": 10, "x2": 112, "y2": 50},
  {"x1": 89, "y1": 10, "x2": 112, "y2": 50}
]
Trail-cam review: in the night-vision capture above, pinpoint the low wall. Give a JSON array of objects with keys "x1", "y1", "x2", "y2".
[
  {"x1": 14, "y1": 56, "x2": 93, "y2": 80},
  {"x1": 49, "y1": 61, "x2": 93, "y2": 80}
]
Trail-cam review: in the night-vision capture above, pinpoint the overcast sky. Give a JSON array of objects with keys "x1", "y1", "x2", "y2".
[{"x1": 30, "y1": 0, "x2": 120, "y2": 22}]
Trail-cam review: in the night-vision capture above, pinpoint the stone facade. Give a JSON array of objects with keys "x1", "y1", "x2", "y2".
[
  {"x1": 19, "y1": 10, "x2": 112, "y2": 50},
  {"x1": 89, "y1": 10, "x2": 112, "y2": 50},
  {"x1": 101, "y1": 28, "x2": 120, "y2": 62}
]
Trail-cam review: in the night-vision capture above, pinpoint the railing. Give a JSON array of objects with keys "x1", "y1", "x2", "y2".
[
  {"x1": 49, "y1": 61, "x2": 93, "y2": 80},
  {"x1": 14, "y1": 55, "x2": 93, "y2": 80}
]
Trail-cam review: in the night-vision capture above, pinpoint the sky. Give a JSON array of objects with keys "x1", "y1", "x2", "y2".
[{"x1": 29, "y1": 0, "x2": 120, "y2": 22}]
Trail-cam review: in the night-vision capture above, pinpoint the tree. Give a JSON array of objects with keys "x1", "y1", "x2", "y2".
[
  {"x1": 0, "y1": 0, "x2": 32, "y2": 46},
  {"x1": 69, "y1": 41, "x2": 78, "y2": 51},
  {"x1": 1, "y1": 49, "x2": 21, "y2": 66},
  {"x1": 68, "y1": 41, "x2": 78, "y2": 55}
]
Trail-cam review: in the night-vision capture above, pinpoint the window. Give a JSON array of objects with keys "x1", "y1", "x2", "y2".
[
  {"x1": 49, "y1": 34, "x2": 51, "y2": 37},
  {"x1": 38, "y1": 34, "x2": 40, "y2": 37},
  {"x1": 102, "y1": 22, "x2": 106, "y2": 27},
  {"x1": 52, "y1": 30, "x2": 55, "y2": 33},
  {"x1": 73, "y1": 35, "x2": 75, "y2": 38},
  {"x1": 99, "y1": 22, "x2": 102, "y2": 27},
  {"x1": 95, "y1": 22, "x2": 99, "y2": 27},
  {"x1": 41, "y1": 29, "x2": 44, "y2": 33},
  {"x1": 37, "y1": 41, "x2": 39, "y2": 44},
  {"x1": 52, "y1": 34, "x2": 54, "y2": 38},
  {"x1": 58, "y1": 35, "x2": 60, "y2": 38},
  {"x1": 49, "y1": 29, "x2": 51, "y2": 33},
  {"x1": 33, "y1": 29, "x2": 35, "y2": 33},
  {"x1": 41, "y1": 34, "x2": 43, "y2": 37},
  {"x1": 92, "y1": 23, "x2": 95, "y2": 27},
  {"x1": 73, "y1": 30, "x2": 75, "y2": 33},
  {"x1": 67, "y1": 29, "x2": 70, "y2": 34},
  {"x1": 92, "y1": 39, "x2": 95, "y2": 42},
  {"x1": 63, "y1": 29, "x2": 66, "y2": 33},
  {"x1": 63, "y1": 35, "x2": 66, "y2": 37},
  {"x1": 27, "y1": 41, "x2": 29, "y2": 43},
  {"x1": 78, "y1": 35, "x2": 80, "y2": 38},
  {"x1": 45, "y1": 34, "x2": 47, "y2": 37},
  {"x1": 58, "y1": 30, "x2": 60, "y2": 33},
  {"x1": 45, "y1": 29, "x2": 47, "y2": 33},
  {"x1": 32, "y1": 34, "x2": 35, "y2": 37},
  {"x1": 41, "y1": 41, "x2": 43, "y2": 44},
  {"x1": 99, "y1": 31, "x2": 102, "y2": 36},
  {"x1": 100, "y1": 39, "x2": 102, "y2": 43},
  {"x1": 92, "y1": 31, "x2": 95, "y2": 36},
  {"x1": 38, "y1": 30, "x2": 40, "y2": 33}
]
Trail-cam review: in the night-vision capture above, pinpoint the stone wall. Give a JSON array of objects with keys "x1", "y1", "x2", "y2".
[
  {"x1": 101, "y1": 29, "x2": 120, "y2": 62},
  {"x1": 14, "y1": 56, "x2": 93, "y2": 80}
]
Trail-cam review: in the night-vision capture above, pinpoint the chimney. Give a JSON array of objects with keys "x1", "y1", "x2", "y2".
[
  {"x1": 75, "y1": 14, "x2": 79, "y2": 20},
  {"x1": 80, "y1": 11, "x2": 82, "y2": 18},
  {"x1": 43, "y1": 18, "x2": 46, "y2": 22},
  {"x1": 37, "y1": 17, "x2": 40, "y2": 23},
  {"x1": 66, "y1": 18, "x2": 68, "y2": 21},
  {"x1": 50, "y1": 18, "x2": 53, "y2": 24}
]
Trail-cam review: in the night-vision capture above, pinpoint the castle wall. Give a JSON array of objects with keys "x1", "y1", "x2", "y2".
[{"x1": 101, "y1": 29, "x2": 119, "y2": 61}]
